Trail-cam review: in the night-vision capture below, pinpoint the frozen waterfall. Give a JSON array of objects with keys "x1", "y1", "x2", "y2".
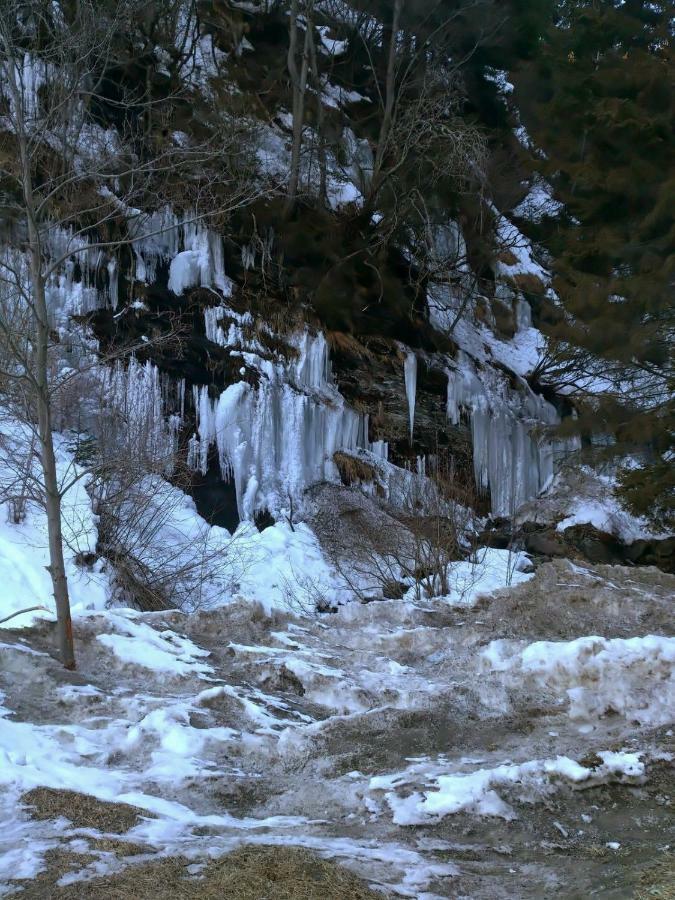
[
  {"x1": 188, "y1": 325, "x2": 371, "y2": 519},
  {"x1": 446, "y1": 355, "x2": 559, "y2": 517}
]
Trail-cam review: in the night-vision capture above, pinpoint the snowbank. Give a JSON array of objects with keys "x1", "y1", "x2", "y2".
[
  {"x1": 430, "y1": 548, "x2": 534, "y2": 607},
  {"x1": 555, "y1": 472, "x2": 668, "y2": 543},
  {"x1": 483, "y1": 634, "x2": 675, "y2": 726},
  {"x1": 0, "y1": 419, "x2": 110, "y2": 628}
]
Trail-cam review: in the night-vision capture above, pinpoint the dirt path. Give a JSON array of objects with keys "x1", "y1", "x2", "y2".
[{"x1": 1, "y1": 559, "x2": 673, "y2": 898}]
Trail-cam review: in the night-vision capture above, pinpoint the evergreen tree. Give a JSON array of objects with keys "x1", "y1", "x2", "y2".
[{"x1": 529, "y1": 0, "x2": 674, "y2": 527}]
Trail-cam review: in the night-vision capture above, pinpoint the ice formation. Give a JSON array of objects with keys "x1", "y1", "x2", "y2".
[
  {"x1": 446, "y1": 353, "x2": 559, "y2": 516},
  {"x1": 99, "y1": 358, "x2": 183, "y2": 470},
  {"x1": 188, "y1": 324, "x2": 371, "y2": 519},
  {"x1": 130, "y1": 208, "x2": 231, "y2": 296},
  {"x1": 403, "y1": 352, "x2": 417, "y2": 442}
]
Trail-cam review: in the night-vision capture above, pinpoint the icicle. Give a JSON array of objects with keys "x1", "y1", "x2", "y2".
[
  {"x1": 404, "y1": 352, "x2": 417, "y2": 441},
  {"x1": 107, "y1": 259, "x2": 118, "y2": 310},
  {"x1": 446, "y1": 356, "x2": 561, "y2": 516},
  {"x1": 515, "y1": 298, "x2": 532, "y2": 330},
  {"x1": 189, "y1": 328, "x2": 372, "y2": 520},
  {"x1": 370, "y1": 440, "x2": 389, "y2": 460},
  {"x1": 99, "y1": 358, "x2": 179, "y2": 471},
  {"x1": 291, "y1": 331, "x2": 331, "y2": 389}
]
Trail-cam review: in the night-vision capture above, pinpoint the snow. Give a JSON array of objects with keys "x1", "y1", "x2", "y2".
[
  {"x1": 233, "y1": 520, "x2": 351, "y2": 614},
  {"x1": 432, "y1": 548, "x2": 533, "y2": 607},
  {"x1": 256, "y1": 118, "x2": 367, "y2": 211},
  {"x1": 96, "y1": 611, "x2": 213, "y2": 677},
  {"x1": 483, "y1": 67, "x2": 514, "y2": 96},
  {"x1": 317, "y1": 25, "x2": 348, "y2": 56},
  {"x1": 483, "y1": 634, "x2": 675, "y2": 726},
  {"x1": 493, "y1": 210, "x2": 549, "y2": 285},
  {"x1": 0, "y1": 549, "x2": 672, "y2": 896},
  {"x1": 369, "y1": 750, "x2": 645, "y2": 826},
  {"x1": 320, "y1": 79, "x2": 370, "y2": 109},
  {"x1": 513, "y1": 176, "x2": 563, "y2": 223},
  {"x1": 555, "y1": 472, "x2": 667, "y2": 542},
  {"x1": 483, "y1": 319, "x2": 547, "y2": 378},
  {"x1": 0, "y1": 418, "x2": 110, "y2": 629}
]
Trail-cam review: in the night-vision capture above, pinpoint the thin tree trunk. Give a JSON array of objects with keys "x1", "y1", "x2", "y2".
[
  {"x1": 6, "y1": 39, "x2": 77, "y2": 669},
  {"x1": 372, "y1": 0, "x2": 404, "y2": 198},
  {"x1": 30, "y1": 250, "x2": 76, "y2": 670},
  {"x1": 306, "y1": 13, "x2": 327, "y2": 205},
  {"x1": 285, "y1": 0, "x2": 311, "y2": 218}
]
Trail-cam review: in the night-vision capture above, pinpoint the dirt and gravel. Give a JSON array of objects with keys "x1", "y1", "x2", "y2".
[{"x1": 1, "y1": 558, "x2": 673, "y2": 898}]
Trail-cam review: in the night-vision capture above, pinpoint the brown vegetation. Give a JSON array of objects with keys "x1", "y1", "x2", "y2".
[
  {"x1": 16, "y1": 844, "x2": 387, "y2": 900},
  {"x1": 20, "y1": 788, "x2": 149, "y2": 833},
  {"x1": 333, "y1": 451, "x2": 378, "y2": 487}
]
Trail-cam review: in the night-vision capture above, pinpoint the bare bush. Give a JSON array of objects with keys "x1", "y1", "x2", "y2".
[{"x1": 311, "y1": 455, "x2": 483, "y2": 605}]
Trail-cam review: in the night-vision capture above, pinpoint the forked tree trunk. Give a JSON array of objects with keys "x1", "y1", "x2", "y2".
[{"x1": 372, "y1": 0, "x2": 404, "y2": 197}]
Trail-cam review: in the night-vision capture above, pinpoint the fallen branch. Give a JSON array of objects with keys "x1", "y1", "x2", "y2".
[{"x1": 0, "y1": 605, "x2": 52, "y2": 626}]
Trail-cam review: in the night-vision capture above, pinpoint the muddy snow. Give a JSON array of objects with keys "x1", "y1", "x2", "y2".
[{"x1": 1, "y1": 558, "x2": 673, "y2": 898}]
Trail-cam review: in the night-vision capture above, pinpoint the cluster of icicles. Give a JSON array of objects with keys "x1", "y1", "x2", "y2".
[
  {"x1": 45, "y1": 213, "x2": 560, "y2": 520},
  {"x1": 186, "y1": 314, "x2": 558, "y2": 519},
  {"x1": 187, "y1": 326, "x2": 387, "y2": 520}
]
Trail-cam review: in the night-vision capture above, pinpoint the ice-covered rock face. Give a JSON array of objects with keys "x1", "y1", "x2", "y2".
[
  {"x1": 29, "y1": 193, "x2": 566, "y2": 525},
  {"x1": 447, "y1": 352, "x2": 559, "y2": 517},
  {"x1": 188, "y1": 325, "x2": 372, "y2": 520}
]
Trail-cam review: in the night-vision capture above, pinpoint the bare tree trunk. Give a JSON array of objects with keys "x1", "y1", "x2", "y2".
[
  {"x1": 372, "y1": 0, "x2": 404, "y2": 196},
  {"x1": 285, "y1": 0, "x2": 311, "y2": 218},
  {"x1": 29, "y1": 246, "x2": 76, "y2": 669},
  {"x1": 306, "y1": 15, "x2": 327, "y2": 206},
  {"x1": 6, "y1": 33, "x2": 77, "y2": 668}
]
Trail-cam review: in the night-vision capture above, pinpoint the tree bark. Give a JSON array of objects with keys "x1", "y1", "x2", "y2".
[
  {"x1": 6, "y1": 37, "x2": 77, "y2": 669},
  {"x1": 372, "y1": 0, "x2": 404, "y2": 198},
  {"x1": 306, "y1": 12, "x2": 327, "y2": 206},
  {"x1": 29, "y1": 246, "x2": 76, "y2": 669},
  {"x1": 285, "y1": 0, "x2": 311, "y2": 218}
]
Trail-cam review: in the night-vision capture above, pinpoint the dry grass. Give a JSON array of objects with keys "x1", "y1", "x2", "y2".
[
  {"x1": 334, "y1": 451, "x2": 378, "y2": 487},
  {"x1": 635, "y1": 854, "x2": 675, "y2": 900},
  {"x1": 16, "y1": 845, "x2": 388, "y2": 899},
  {"x1": 496, "y1": 249, "x2": 519, "y2": 266},
  {"x1": 509, "y1": 272, "x2": 546, "y2": 295},
  {"x1": 20, "y1": 788, "x2": 150, "y2": 833},
  {"x1": 325, "y1": 330, "x2": 375, "y2": 361}
]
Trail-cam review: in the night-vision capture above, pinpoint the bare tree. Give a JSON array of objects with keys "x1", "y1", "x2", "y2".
[
  {"x1": 285, "y1": 0, "x2": 313, "y2": 217},
  {"x1": 353, "y1": 0, "x2": 491, "y2": 213},
  {"x1": 0, "y1": 0, "x2": 263, "y2": 667}
]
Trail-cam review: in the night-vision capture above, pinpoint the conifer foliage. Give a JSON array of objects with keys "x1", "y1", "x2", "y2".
[{"x1": 529, "y1": 0, "x2": 674, "y2": 527}]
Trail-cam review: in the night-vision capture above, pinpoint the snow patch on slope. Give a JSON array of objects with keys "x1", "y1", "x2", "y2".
[
  {"x1": 369, "y1": 751, "x2": 645, "y2": 825},
  {"x1": 483, "y1": 634, "x2": 675, "y2": 726},
  {"x1": 0, "y1": 419, "x2": 110, "y2": 629}
]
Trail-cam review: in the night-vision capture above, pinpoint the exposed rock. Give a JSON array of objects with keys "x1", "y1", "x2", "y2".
[
  {"x1": 524, "y1": 530, "x2": 568, "y2": 558},
  {"x1": 624, "y1": 537, "x2": 675, "y2": 575}
]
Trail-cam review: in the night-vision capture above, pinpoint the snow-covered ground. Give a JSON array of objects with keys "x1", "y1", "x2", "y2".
[
  {"x1": 1, "y1": 547, "x2": 673, "y2": 897},
  {"x1": 0, "y1": 418, "x2": 110, "y2": 629},
  {"x1": 0, "y1": 407, "x2": 673, "y2": 898},
  {"x1": 517, "y1": 465, "x2": 669, "y2": 544}
]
